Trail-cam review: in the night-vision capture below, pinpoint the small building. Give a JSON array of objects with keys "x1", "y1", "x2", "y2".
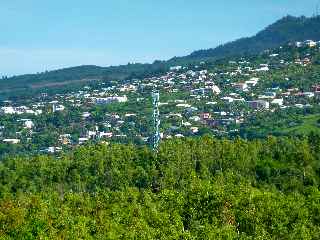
[
  {"x1": 79, "y1": 138, "x2": 89, "y2": 145},
  {"x1": 82, "y1": 112, "x2": 91, "y2": 119},
  {"x1": 174, "y1": 134, "x2": 184, "y2": 138},
  {"x1": 170, "y1": 66, "x2": 182, "y2": 71},
  {"x1": 247, "y1": 100, "x2": 270, "y2": 110},
  {"x1": 52, "y1": 104, "x2": 65, "y2": 112},
  {"x1": 210, "y1": 85, "x2": 221, "y2": 94},
  {"x1": 87, "y1": 131, "x2": 97, "y2": 139},
  {"x1": 59, "y1": 134, "x2": 71, "y2": 145},
  {"x1": 233, "y1": 82, "x2": 248, "y2": 91},
  {"x1": 24, "y1": 120, "x2": 34, "y2": 129},
  {"x1": 3, "y1": 139, "x2": 20, "y2": 144},
  {"x1": 182, "y1": 121, "x2": 192, "y2": 127},
  {"x1": 304, "y1": 40, "x2": 317, "y2": 48},
  {"x1": 96, "y1": 96, "x2": 128, "y2": 105},
  {"x1": 221, "y1": 97, "x2": 234, "y2": 103},
  {"x1": 176, "y1": 104, "x2": 191, "y2": 108},
  {"x1": 1, "y1": 107, "x2": 16, "y2": 114},
  {"x1": 189, "y1": 116, "x2": 201, "y2": 122},
  {"x1": 190, "y1": 127, "x2": 199, "y2": 133},
  {"x1": 200, "y1": 113, "x2": 211, "y2": 120},
  {"x1": 255, "y1": 64, "x2": 269, "y2": 72},
  {"x1": 271, "y1": 98, "x2": 284, "y2": 106},
  {"x1": 312, "y1": 85, "x2": 320, "y2": 92},
  {"x1": 245, "y1": 77, "x2": 259, "y2": 87},
  {"x1": 99, "y1": 132, "x2": 113, "y2": 138},
  {"x1": 44, "y1": 147, "x2": 62, "y2": 154},
  {"x1": 259, "y1": 92, "x2": 277, "y2": 99}
]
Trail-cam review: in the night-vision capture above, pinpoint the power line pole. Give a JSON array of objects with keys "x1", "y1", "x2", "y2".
[{"x1": 152, "y1": 90, "x2": 160, "y2": 151}]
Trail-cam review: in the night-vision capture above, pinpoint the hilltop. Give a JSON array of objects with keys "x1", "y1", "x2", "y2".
[
  {"x1": 182, "y1": 15, "x2": 320, "y2": 60},
  {"x1": 2, "y1": 15, "x2": 320, "y2": 98},
  {"x1": 0, "y1": 62, "x2": 168, "y2": 99}
]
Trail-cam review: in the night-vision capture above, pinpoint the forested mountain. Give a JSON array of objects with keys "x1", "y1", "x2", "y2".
[
  {"x1": 2, "y1": 15, "x2": 320, "y2": 97},
  {"x1": 0, "y1": 62, "x2": 168, "y2": 97},
  {"x1": 183, "y1": 15, "x2": 320, "y2": 60},
  {"x1": 1, "y1": 136, "x2": 320, "y2": 238}
]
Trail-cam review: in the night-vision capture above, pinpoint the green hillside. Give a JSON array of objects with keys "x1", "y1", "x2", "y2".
[
  {"x1": 3, "y1": 15, "x2": 320, "y2": 97},
  {"x1": 183, "y1": 15, "x2": 320, "y2": 60},
  {"x1": 0, "y1": 62, "x2": 168, "y2": 98}
]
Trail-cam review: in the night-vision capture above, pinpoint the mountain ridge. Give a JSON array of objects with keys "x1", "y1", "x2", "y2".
[
  {"x1": 176, "y1": 15, "x2": 320, "y2": 61},
  {"x1": 2, "y1": 15, "x2": 320, "y2": 97}
]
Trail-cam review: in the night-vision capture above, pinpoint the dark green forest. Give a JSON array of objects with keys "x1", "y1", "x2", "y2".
[
  {"x1": 0, "y1": 62, "x2": 169, "y2": 100},
  {"x1": 185, "y1": 15, "x2": 320, "y2": 60},
  {"x1": 1, "y1": 136, "x2": 320, "y2": 239}
]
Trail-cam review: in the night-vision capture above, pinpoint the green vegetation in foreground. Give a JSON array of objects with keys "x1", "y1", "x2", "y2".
[
  {"x1": 281, "y1": 114, "x2": 320, "y2": 134},
  {"x1": 240, "y1": 107, "x2": 320, "y2": 139},
  {"x1": 0, "y1": 136, "x2": 320, "y2": 239}
]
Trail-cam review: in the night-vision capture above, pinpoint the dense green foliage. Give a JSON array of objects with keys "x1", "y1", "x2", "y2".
[{"x1": 0, "y1": 136, "x2": 320, "y2": 239}]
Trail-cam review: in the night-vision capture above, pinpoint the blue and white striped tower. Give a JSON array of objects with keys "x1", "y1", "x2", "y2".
[{"x1": 152, "y1": 90, "x2": 160, "y2": 151}]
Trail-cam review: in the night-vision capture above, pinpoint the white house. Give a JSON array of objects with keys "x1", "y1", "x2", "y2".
[
  {"x1": 3, "y1": 139, "x2": 20, "y2": 144},
  {"x1": 247, "y1": 100, "x2": 270, "y2": 110},
  {"x1": 210, "y1": 85, "x2": 221, "y2": 94},
  {"x1": 271, "y1": 98, "x2": 284, "y2": 106},
  {"x1": 1, "y1": 107, "x2": 15, "y2": 114},
  {"x1": 189, "y1": 116, "x2": 201, "y2": 122},
  {"x1": 221, "y1": 97, "x2": 234, "y2": 103},
  {"x1": 79, "y1": 138, "x2": 89, "y2": 144},
  {"x1": 245, "y1": 78, "x2": 259, "y2": 87},
  {"x1": 96, "y1": 96, "x2": 128, "y2": 105},
  {"x1": 304, "y1": 40, "x2": 317, "y2": 48},
  {"x1": 24, "y1": 120, "x2": 34, "y2": 129},
  {"x1": 233, "y1": 83, "x2": 248, "y2": 91},
  {"x1": 175, "y1": 134, "x2": 184, "y2": 138},
  {"x1": 256, "y1": 64, "x2": 269, "y2": 72},
  {"x1": 99, "y1": 132, "x2": 113, "y2": 138},
  {"x1": 170, "y1": 66, "x2": 182, "y2": 71},
  {"x1": 82, "y1": 112, "x2": 91, "y2": 119},
  {"x1": 176, "y1": 104, "x2": 191, "y2": 108},
  {"x1": 53, "y1": 104, "x2": 65, "y2": 112},
  {"x1": 182, "y1": 121, "x2": 192, "y2": 127},
  {"x1": 190, "y1": 127, "x2": 199, "y2": 133}
]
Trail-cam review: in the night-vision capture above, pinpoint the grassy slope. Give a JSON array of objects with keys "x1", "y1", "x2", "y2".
[{"x1": 281, "y1": 114, "x2": 320, "y2": 135}]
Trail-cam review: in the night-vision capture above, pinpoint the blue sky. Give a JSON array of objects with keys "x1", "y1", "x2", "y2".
[{"x1": 0, "y1": 0, "x2": 318, "y2": 76}]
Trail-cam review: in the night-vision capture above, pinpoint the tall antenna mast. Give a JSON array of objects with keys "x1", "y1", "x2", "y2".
[{"x1": 152, "y1": 90, "x2": 161, "y2": 151}]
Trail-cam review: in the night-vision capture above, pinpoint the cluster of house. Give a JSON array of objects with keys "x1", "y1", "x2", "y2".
[
  {"x1": 295, "y1": 40, "x2": 320, "y2": 48},
  {"x1": 1, "y1": 41, "x2": 320, "y2": 151},
  {"x1": 1, "y1": 119, "x2": 34, "y2": 145},
  {"x1": 95, "y1": 96, "x2": 128, "y2": 105},
  {"x1": 0, "y1": 106, "x2": 43, "y2": 115}
]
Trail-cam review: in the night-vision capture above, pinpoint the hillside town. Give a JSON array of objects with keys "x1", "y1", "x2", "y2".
[{"x1": 1, "y1": 40, "x2": 320, "y2": 155}]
